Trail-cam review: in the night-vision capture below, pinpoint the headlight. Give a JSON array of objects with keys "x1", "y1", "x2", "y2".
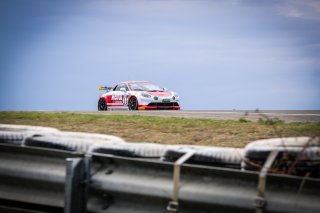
[{"x1": 141, "y1": 93, "x2": 151, "y2": 98}]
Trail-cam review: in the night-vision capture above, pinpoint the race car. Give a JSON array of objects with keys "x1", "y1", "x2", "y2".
[{"x1": 98, "y1": 81, "x2": 180, "y2": 110}]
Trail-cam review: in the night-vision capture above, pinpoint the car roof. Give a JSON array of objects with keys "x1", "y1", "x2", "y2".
[{"x1": 121, "y1": 81, "x2": 150, "y2": 84}]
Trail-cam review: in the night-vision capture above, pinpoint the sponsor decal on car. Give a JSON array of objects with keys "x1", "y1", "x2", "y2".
[{"x1": 111, "y1": 95, "x2": 123, "y2": 101}]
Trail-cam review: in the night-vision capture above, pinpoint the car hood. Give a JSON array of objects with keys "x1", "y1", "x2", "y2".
[{"x1": 147, "y1": 91, "x2": 172, "y2": 97}]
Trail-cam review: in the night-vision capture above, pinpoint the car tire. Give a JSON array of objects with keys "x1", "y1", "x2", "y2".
[
  {"x1": 128, "y1": 96, "x2": 138, "y2": 110},
  {"x1": 162, "y1": 147, "x2": 244, "y2": 169},
  {"x1": 243, "y1": 137, "x2": 320, "y2": 178},
  {"x1": 91, "y1": 143, "x2": 168, "y2": 158},
  {"x1": 25, "y1": 135, "x2": 77, "y2": 152},
  {"x1": 98, "y1": 98, "x2": 107, "y2": 111},
  {"x1": 0, "y1": 131, "x2": 26, "y2": 145}
]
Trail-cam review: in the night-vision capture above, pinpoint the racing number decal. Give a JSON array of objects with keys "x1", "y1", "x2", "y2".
[
  {"x1": 123, "y1": 94, "x2": 128, "y2": 105},
  {"x1": 111, "y1": 95, "x2": 128, "y2": 105}
]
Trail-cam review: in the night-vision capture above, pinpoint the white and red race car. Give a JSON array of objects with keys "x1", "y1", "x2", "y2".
[{"x1": 98, "y1": 81, "x2": 180, "y2": 110}]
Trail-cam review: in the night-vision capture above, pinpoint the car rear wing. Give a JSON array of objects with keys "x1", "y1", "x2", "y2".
[{"x1": 98, "y1": 86, "x2": 113, "y2": 91}]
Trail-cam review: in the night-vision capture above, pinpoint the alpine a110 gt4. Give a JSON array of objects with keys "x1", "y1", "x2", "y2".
[{"x1": 98, "y1": 81, "x2": 180, "y2": 110}]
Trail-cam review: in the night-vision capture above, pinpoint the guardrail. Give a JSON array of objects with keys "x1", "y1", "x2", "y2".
[{"x1": 0, "y1": 124, "x2": 319, "y2": 213}]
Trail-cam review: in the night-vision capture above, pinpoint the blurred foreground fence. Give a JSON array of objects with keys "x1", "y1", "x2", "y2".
[{"x1": 0, "y1": 124, "x2": 319, "y2": 213}]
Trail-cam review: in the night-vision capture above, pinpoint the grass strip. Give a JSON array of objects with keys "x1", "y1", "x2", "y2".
[{"x1": 0, "y1": 111, "x2": 319, "y2": 147}]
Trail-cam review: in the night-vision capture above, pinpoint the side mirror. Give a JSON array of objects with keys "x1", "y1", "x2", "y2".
[
  {"x1": 120, "y1": 88, "x2": 127, "y2": 92},
  {"x1": 163, "y1": 87, "x2": 167, "y2": 91}
]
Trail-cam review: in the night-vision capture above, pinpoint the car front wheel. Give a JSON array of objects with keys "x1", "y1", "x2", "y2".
[
  {"x1": 98, "y1": 98, "x2": 107, "y2": 111},
  {"x1": 128, "y1": 97, "x2": 138, "y2": 110}
]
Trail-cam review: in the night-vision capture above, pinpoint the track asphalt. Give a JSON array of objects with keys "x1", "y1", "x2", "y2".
[{"x1": 80, "y1": 110, "x2": 320, "y2": 123}]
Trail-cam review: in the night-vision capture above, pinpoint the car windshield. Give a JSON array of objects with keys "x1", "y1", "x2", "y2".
[{"x1": 129, "y1": 82, "x2": 163, "y2": 92}]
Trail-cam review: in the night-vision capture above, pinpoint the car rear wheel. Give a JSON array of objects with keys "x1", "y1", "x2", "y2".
[
  {"x1": 98, "y1": 98, "x2": 107, "y2": 111},
  {"x1": 128, "y1": 97, "x2": 138, "y2": 110}
]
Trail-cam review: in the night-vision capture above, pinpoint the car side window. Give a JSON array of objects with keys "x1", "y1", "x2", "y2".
[{"x1": 115, "y1": 84, "x2": 128, "y2": 91}]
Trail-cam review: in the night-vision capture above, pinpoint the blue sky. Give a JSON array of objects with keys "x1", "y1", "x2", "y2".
[{"x1": 0, "y1": 0, "x2": 319, "y2": 110}]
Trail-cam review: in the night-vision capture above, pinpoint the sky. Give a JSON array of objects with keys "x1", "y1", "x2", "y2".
[{"x1": 0, "y1": 0, "x2": 319, "y2": 110}]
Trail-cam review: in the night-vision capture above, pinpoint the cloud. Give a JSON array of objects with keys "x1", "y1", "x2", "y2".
[{"x1": 277, "y1": 0, "x2": 320, "y2": 20}]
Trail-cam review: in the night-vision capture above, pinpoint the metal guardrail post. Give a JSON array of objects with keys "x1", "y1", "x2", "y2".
[
  {"x1": 64, "y1": 158, "x2": 87, "y2": 213},
  {"x1": 256, "y1": 150, "x2": 279, "y2": 213},
  {"x1": 84, "y1": 154, "x2": 92, "y2": 211},
  {"x1": 167, "y1": 150, "x2": 196, "y2": 212}
]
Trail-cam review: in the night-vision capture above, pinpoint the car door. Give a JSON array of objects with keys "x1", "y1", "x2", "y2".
[{"x1": 109, "y1": 84, "x2": 127, "y2": 106}]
